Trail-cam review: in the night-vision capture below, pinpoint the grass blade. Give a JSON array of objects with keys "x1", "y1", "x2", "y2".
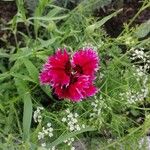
[
  {"x1": 47, "y1": 127, "x2": 96, "y2": 148},
  {"x1": 15, "y1": 78, "x2": 32, "y2": 141}
]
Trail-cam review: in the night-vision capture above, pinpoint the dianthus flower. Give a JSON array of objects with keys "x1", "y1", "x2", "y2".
[{"x1": 39, "y1": 48, "x2": 99, "y2": 102}]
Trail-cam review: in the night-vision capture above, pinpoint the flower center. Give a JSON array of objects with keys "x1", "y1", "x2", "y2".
[
  {"x1": 65, "y1": 61, "x2": 71, "y2": 75},
  {"x1": 73, "y1": 64, "x2": 83, "y2": 74},
  {"x1": 64, "y1": 62, "x2": 83, "y2": 85},
  {"x1": 70, "y1": 74, "x2": 78, "y2": 84}
]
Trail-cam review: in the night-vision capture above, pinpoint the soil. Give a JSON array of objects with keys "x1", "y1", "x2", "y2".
[
  {"x1": 94, "y1": 0, "x2": 150, "y2": 37},
  {"x1": 0, "y1": 1, "x2": 17, "y2": 22},
  {"x1": 0, "y1": 1, "x2": 29, "y2": 48},
  {"x1": 0, "y1": 1, "x2": 17, "y2": 48},
  {"x1": 0, "y1": 0, "x2": 149, "y2": 46}
]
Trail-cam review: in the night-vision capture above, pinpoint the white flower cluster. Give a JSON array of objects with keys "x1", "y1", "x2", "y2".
[
  {"x1": 120, "y1": 75, "x2": 149, "y2": 104},
  {"x1": 64, "y1": 138, "x2": 75, "y2": 149},
  {"x1": 90, "y1": 96, "x2": 107, "y2": 118},
  {"x1": 61, "y1": 109, "x2": 86, "y2": 149},
  {"x1": 38, "y1": 123, "x2": 54, "y2": 148},
  {"x1": 46, "y1": 146, "x2": 56, "y2": 150},
  {"x1": 131, "y1": 48, "x2": 150, "y2": 79},
  {"x1": 120, "y1": 88, "x2": 148, "y2": 104},
  {"x1": 121, "y1": 48, "x2": 149, "y2": 104},
  {"x1": 62, "y1": 109, "x2": 85, "y2": 132},
  {"x1": 133, "y1": 65, "x2": 148, "y2": 78},
  {"x1": 90, "y1": 99, "x2": 101, "y2": 117},
  {"x1": 99, "y1": 72, "x2": 104, "y2": 79},
  {"x1": 38, "y1": 123, "x2": 54, "y2": 140},
  {"x1": 131, "y1": 48, "x2": 149, "y2": 62},
  {"x1": 139, "y1": 137, "x2": 150, "y2": 149},
  {"x1": 120, "y1": 73, "x2": 149, "y2": 104},
  {"x1": 33, "y1": 106, "x2": 44, "y2": 123}
]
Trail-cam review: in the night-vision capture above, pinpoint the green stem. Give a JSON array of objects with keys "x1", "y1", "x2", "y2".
[{"x1": 14, "y1": 32, "x2": 19, "y2": 50}]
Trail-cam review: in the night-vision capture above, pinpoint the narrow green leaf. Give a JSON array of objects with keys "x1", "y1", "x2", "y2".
[
  {"x1": 0, "y1": 104, "x2": 4, "y2": 112},
  {"x1": 22, "y1": 58, "x2": 39, "y2": 83},
  {"x1": 28, "y1": 15, "x2": 68, "y2": 21},
  {"x1": 37, "y1": 38, "x2": 57, "y2": 50},
  {"x1": 10, "y1": 47, "x2": 32, "y2": 61},
  {"x1": 36, "y1": 51, "x2": 49, "y2": 60},
  {"x1": 15, "y1": 78, "x2": 32, "y2": 141},
  {"x1": 47, "y1": 127, "x2": 96, "y2": 148},
  {"x1": 0, "y1": 52, "x2": 10, "y2": 58},
  {"x1": 85, "y1": 9, "x2": 122, "y2": 34},
  {"x1": 10, "y1": 72, "x2": 35, "y2": 83},
  {"x1": 0, "y1": 72, "x2": 10, "y2": 81}
]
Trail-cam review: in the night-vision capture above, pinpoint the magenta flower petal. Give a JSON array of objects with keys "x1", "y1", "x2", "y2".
[
  {"x1": 72, "y1": 48, "x2": 99, "y2": 77},
  {"x1": 39, "y1": 48, "x2": 100, "y2": 102},
  {"x1": 83, "y1": 84, "x2": 98, "y2": 97},
  {"x1": 54, "y1": 75, "x2": 98, "y2": 102},
  {"x1": 39, "y1": 49, "x2": 70, "y2": 86}
]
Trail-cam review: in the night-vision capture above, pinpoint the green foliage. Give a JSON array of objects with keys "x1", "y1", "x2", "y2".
[
  {"x1": 15, "y1": 78, "x2": 33, "y2": 141},
  {"x1": 25, "y1": 0, "x2": 39, "y2": 14},
  {"x1": 134, "y1": 20, "x2": 150, "y2": 38},
  {"x1": 85, "y1": 9, "x2": 122, "y2": 34},
  {"x1": 0, "y1": 0, "x2": 150, "y2": 149}
]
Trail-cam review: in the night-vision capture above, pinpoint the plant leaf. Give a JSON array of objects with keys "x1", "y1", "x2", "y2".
[
  {"x1": 134, "y1": 20, "x2": 150, "y2": 38},
  {"x1": 85, "y1": 9, "x2": 122, "y2": 33},
  {"x1": 10, "y1": 72, "x2": 35, "y2": 83},
  {"x1": 22, "y1": 58, "x2": 39, "y2": 83},
  {"x1": 15, "y1": 78, "x2": 32, "y2": 141},
  {"x1": 28, "y1": 15, "x2": 68, "y2": 21},
  {"x1": 47, "y1": 127, "x2": 96, "y2": 148}
]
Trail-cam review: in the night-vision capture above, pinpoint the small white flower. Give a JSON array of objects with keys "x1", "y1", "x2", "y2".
[
  {"x1": 71, "y1": 147, "x2": 75, "y2": 150},
  {"x1": 51, "y1": 146, "x2": 55, "y2": 150},
  {"x1": 82, "y1": 124, "x2": 85, "y2": 128},
  {"x1": 38, "y1": 132, "x2": 44, "y2": 140},
  {"x1": 62, "y1": 109, "x2": 84, "y2": 132},
  {"x1": 69, "y1": 126, "x2": 75, "y2": 131},
  {"x1": 91, "y1": 102, "x2": 95, "y2": 106},
  {"x1": 47, "y1": 123, "x2": 51, "y2": 127},
  {"x1": 66, "y1": 109, "x2": 70, "y2": 113},
  {"x1": 67, "y1": 141, "x2": 71, "y2": 146},
  {"x1": 95, "y1": 100, "x2": 99, "y2": 103},
  {"x1": 38, "y1": 118, "x2": 42, "y2": 123},
  {"x1": 72, "y1": 118, "x2": 78, "y2": 124},
  {"x1": 75, "y1": 125, "x2": 81, "y2": 131},
  {"x1": 33, "y1": 106, "x2": 44, "y2": 123},
  {"x1": 68, "y1": 113, "x2": 73, "y2": 118},
  {"x1": 70, "y1": 138, "x2": 74, "y2": 142},
  {"x1": 48, "y1": 127, "x2": 53, "y2": 132},
  {"x1": 64, "y1": 140, "x2": 68, "y2": 143},
  {"x1": 41, "y1": 143, "x2": 46, "y2": 147},
  {"x1": 48, "y1": 132, "x2": 53, "y2": 137},
  {"x1": 93, "y1": 108, "x2": 98, "y2": 112},
  {"x1": 39, "y1": 107, "x2": 44, "y2": 110},
  {"x1": 68, "y1": 122, "x2": 73, "y2": 126},
  {"x1": 43, "y1": 129, "x2": 48, "y2": 135},
  {"x1": 74, "y1": 113, "x2": 79, "y2": 118},
  {"x1": 62, "y1": 117, "x2": 67, "y2": 122}
]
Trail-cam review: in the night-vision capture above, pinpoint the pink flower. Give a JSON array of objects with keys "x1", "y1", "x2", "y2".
[
  {"x1": 39, "y1": 48, "x2": 99, "y2": 102},
  {"x1": 72, "y1": 48, "x2": 99, "y2": 78},
  {"x1": 39, "y1": 49, "x2": 70, "y2": 86},
  {"x1": 54, "y1": 75, "x2": 98, "y2": 101}
]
